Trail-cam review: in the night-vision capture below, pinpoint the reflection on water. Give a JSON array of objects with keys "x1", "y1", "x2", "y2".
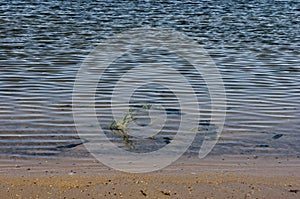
[{"x1": 0, "y1": 0, "x2": 299, "y2": 158}]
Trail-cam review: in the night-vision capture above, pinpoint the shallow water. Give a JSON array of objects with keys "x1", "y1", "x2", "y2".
[{"x1": 0, "y1": 0, "x2": 299, "y2": 159}]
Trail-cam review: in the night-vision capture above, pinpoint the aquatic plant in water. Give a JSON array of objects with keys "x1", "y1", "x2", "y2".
[
  {"x1": 109, "y1": 104, "x2": 153, "y2": 147},
  {"x1": 110, "y1": 111, "x2": 135, "y2": 145}
]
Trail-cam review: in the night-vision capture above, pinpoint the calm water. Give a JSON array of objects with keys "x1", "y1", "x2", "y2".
[{"x1": 0, "y1": 0, "x2": 299, "y2": 159}]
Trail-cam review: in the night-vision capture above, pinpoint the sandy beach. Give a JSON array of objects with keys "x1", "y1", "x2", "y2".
[{"x1": 0, "y1": 155, "x2": 299, "y2": 199}]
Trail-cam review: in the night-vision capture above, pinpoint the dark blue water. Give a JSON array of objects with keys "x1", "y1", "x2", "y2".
[{"x1": 0, "y1": 0, "x2": 299, "y2": 158}]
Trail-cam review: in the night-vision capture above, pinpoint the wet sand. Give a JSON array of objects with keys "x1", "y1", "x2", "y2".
[{"x1": 0, "y1": 156, "x2": 299, "y2": 198}]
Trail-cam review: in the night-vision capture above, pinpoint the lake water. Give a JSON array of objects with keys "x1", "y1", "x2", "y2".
[{"x1": 0, "y1": 0, "x2": 299, "y2": 159}]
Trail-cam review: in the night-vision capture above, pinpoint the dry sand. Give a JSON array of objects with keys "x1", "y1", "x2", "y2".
[{"x1": 0, "y1": 155, "x2": 299, "y2": 199}]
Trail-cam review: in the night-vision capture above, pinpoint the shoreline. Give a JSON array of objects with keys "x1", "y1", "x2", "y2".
[{"x1": 0, "y1": 156, "x2": 299, "y2": 198}]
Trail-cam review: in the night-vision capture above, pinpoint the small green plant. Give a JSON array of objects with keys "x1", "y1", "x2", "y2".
[
  {"x1": 110, "y1": 112, "x2": 134, "y2": 134},
  {"x1": 109, "y1": 104, "x2": 155, "y2": 148},
  {"x1": 109, "y1": 109, "x2": 137, "y2": 147},
  {"x1": 141, "y1": 104, "x2": 152, "y2": 110}
]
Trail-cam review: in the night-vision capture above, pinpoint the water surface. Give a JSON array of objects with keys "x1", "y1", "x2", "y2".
[{"x1": 0, "y1": 0, "x2": 299, "y2": 159}]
